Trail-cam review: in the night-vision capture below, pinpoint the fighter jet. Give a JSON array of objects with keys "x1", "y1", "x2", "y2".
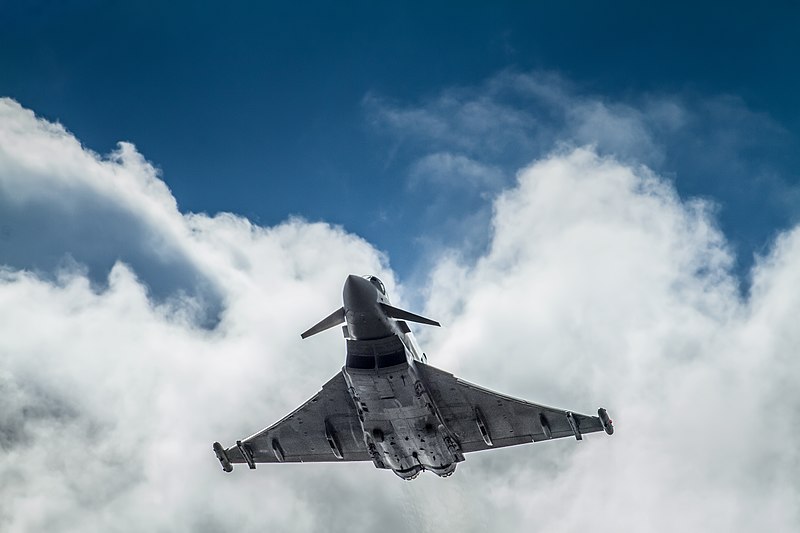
[{"x1": 213, "y1": 275, "x2": 613, "y2": 480}]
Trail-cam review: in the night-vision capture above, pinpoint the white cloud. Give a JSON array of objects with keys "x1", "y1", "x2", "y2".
[
  {"x1": 0, "y1": 98, "x2": 401, "y2": 532},
  {"x1": 364, "y1": 71, "x2": 672, "y2": 173},
  {"x1": 1, "y1": 98, "x2": 799, "y2": 532},
  {"x1": 365, "y1": 70, "x2": 800, "y2": 285},
  {"x1": 365, "y1": 71, "x2": 798, "y2": 218},
  {"x1": 420, "y1": 148, "x2": 799, "y2": 531},
  {"x1": 409, "y1": 152, "x2": 503, "y2": 191}
]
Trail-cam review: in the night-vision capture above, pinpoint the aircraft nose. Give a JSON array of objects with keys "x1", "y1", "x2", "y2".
[{"x1": 343, "y1": 274, "x2": 377, "y2": 311}]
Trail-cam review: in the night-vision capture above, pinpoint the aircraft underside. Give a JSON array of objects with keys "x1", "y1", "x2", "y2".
[
  {"x1": 213, "y1": 275, "x2": 613, "y2": 480},
  {"x1": 344, "y1": 362, "x2": 463, "y2": 480}
]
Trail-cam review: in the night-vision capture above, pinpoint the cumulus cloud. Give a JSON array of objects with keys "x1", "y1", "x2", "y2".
[
  {"x1": 0, "y1": 98, "x2": 401, "y2": 531},
  {"x1": 1, "y1": 98, "x2": 799, "y2": 532},
  {"x1": 0, "y1": 99, "x2": 224, "y2": 324},
  {"x1": 417, "y1": 149, "x2": 799, "y2": 532},
  {"x1": 365, "y1": 72, "x2": 800, "y2": 278}
]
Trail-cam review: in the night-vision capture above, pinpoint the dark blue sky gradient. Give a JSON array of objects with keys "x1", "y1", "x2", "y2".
[{"x1": 2, "y1": 1, "x2": 799, "y2": 282}]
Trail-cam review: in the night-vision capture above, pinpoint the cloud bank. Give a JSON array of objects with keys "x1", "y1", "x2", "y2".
[
  {"x1": 1, "y1": 98, "x2": 798, "y2": 532},
  {"x1": 365, "y1": 71, "x2": 800, "y2": 277}
]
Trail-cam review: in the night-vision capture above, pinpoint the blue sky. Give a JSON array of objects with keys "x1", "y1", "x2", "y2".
[
  {"x1": 3, "y1": 4, "x2": 800, "y2": 531},
  {"x1": 3, "y1": 1, "x2": 799, "y2": 284}
]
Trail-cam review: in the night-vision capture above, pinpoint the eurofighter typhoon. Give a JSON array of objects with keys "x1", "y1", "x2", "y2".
[{"x1": 213, "y1": 275, "x2": 614, "y2": 480}]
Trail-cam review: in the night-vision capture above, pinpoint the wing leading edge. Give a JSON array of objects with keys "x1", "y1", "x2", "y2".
[
  {"x1": 416, "y1": 363, "x2": 611, "y2": 453},
  {"x1": 216, "y1": 371, "x2": 371, "y2": 469}
]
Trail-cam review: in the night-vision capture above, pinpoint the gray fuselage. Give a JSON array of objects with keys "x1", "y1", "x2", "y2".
[{"x1": 340, "y1": 275, "x2": 462, "y2": 479}]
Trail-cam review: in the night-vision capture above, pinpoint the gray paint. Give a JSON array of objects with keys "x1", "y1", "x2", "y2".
[{"x1": 214, "y1": 275, "x2": 612, "y2": 480}]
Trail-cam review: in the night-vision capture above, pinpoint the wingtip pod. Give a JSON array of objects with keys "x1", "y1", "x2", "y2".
[
  {"x1": 213, "y1": 442, "x2": 233, "y2": 473},
  {"x1": 598, "y1": 408, "x2": 614, "y2": 435}
]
